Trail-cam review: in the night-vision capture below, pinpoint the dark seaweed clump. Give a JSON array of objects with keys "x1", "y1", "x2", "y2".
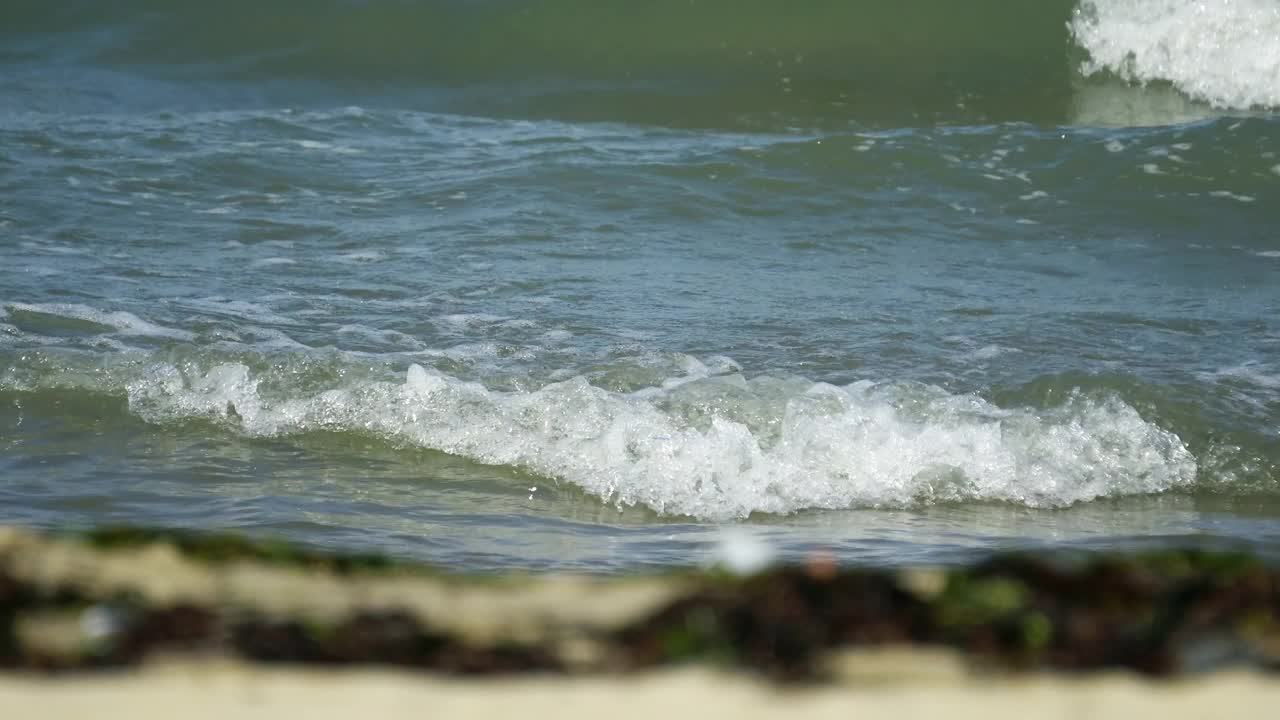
[
  {"x1": 618, "y1": 551, "x2": 1280, "y2": 678},
  {"x1": 3, "y1": 529, "x2": 1279, "y2": 680}
]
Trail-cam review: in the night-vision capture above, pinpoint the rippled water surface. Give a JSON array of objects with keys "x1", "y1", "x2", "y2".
[{"x1": 2, "y1": 0, "x2": 1279, "y2": 569}]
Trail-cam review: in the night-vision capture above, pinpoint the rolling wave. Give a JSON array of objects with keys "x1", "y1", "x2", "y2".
[{"x1": 0, "y1": 344, "x2": 1218, "y2": 520}]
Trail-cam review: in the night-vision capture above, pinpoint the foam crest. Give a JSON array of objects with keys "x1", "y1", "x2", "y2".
[
  {"x1": 124, "y1": 361, "x2": 1198, "y2": 520},
  {"x1": 1072, "y1": 0, "x2": 1280, "y2": 109}
]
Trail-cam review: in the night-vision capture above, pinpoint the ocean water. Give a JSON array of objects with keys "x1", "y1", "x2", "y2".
[{"x1": 2, "y1": 0, "x2": 1278, "y2": 571}]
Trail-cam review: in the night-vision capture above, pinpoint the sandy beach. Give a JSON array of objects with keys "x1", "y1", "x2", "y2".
[
  {"x1": 4, "y1": 661, "x2": 1279, "y2": 719},
  {"x1": 3, "y1": 525, "x2": 1280, "y2": 716}
]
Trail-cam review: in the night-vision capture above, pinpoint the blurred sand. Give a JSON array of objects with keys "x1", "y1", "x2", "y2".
[
  {"x1": 5, "y1": 526, "x2": 1279, "y2": 716},
  {"x1": 2, "y1": 661, "x2": 1278, "y2": 719}
]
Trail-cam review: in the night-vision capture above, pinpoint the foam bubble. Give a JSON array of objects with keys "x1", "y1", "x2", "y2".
[
  {"x1": 122, "y1": 361, "x2": 1198, "y2": 520},
  {"x1": 1072, "y1": 0, "x2": 1280, "y2": 109},
  {"x1": 712, "y1": 528, "x2": 776, "y2": 574}
]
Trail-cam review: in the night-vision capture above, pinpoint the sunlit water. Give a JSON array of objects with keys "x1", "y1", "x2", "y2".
[{"x1": 2, "y1": 0, "x2": 1278, "y2": 570}]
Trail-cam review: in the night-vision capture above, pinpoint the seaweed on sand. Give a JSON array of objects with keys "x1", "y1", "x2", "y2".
[{"x1": 2, "y1": 528, "x2": 1278, "y2": 679}]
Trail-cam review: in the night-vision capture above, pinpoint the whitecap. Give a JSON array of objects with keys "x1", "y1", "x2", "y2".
[
  {"x1": 1072, "y1": 0, "x2": 1280, "y2": 109},
  {"x1": 121, "y1": 361, "x2": 1198, "y2": 521}
]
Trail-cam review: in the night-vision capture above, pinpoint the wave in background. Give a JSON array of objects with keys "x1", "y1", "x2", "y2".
[
  {"x1": 3, "y1": 0, "x2": 1279, "y2": 127},
  {"x1": 1072, "y1": 0, "x2": 1280, "y2": 110}
]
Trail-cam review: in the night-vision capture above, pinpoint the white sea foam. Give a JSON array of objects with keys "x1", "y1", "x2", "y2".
[
  {"x1": 20, "y1": 240, "x2": 84, "y2": 256},
  {"x1": 249, "y1": 257, "x2": 296, "y2": 269},
  {"x1": 293, "y1": 139, "x2": 361, "y2": 155},
  {"x1": 1211, "y1": 363, "x2": 1280, "y2": 390},
  {"x1": 179, "y1": 297, "x2": 297, "y2": 326},
  {"x1": 437, "y1": 313, "x2": 512, "y2": 330},
  {"x1": 336, "y1": 324, "x2": 422, "y2": 350},
  {"x1": 1072, "y1": 0, "x2": 1280, "y2": 109},
  {"x1": 244, "y1": 327, "x2": 310, "y2": 350},
  {"x1": 966, "y1": 344, "x2": 1020, "y2": 362},
  {"x1": 1209, "y1": 190, "x2": 1255, "y2": 203},
  {"x1": 124, "y1": 361, "x2": 1198, "y2": 520}
]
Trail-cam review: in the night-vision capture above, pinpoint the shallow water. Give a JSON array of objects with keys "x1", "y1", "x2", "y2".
[{"x1": 2, "y1": 0, "x2": 1279, "y2": 570}]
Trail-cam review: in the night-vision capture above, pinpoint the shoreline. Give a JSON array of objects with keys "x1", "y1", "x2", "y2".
[
  {"x1": 4, "y1": 525, "x2": 1280, "y2": 679},
  {"x1": 5, "y1": 524, "x2": 1280, "y2": 714}
]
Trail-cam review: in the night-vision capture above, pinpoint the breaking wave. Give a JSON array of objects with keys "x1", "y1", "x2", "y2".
[
  {"x1": 1072, "y1": 0, "x2": 1280, "y2": 110},
  {"x1": 93, "y1": 359, "x2": 1197, "y2": 520}
]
